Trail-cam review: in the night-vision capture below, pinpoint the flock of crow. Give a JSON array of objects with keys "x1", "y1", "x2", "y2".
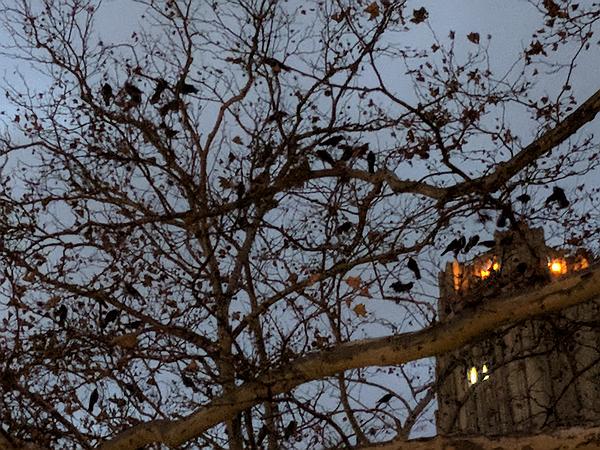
[
  {"x1": 99, "y1": 78, "x2": 198, "y2": 112},
  {"x1": 388, "y1": 185, "x2": 569, "y2": 294},
  {"x1": 96, "y1": 58, "x2": 572, "y2": 303}
]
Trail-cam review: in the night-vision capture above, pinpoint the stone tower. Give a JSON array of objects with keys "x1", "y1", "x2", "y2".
[{"x1": 435, "y1": 224, "x2": 600, "y2": 436}]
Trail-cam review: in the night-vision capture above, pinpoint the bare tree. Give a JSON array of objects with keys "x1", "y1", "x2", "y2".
[{"x1": 0, "y1": 0, "x2": 599, "y2": 449}]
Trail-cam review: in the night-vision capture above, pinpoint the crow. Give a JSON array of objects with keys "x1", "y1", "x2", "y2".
[
  {"x1": 283, "y1": 420, "x2": 297, "y2": 439},
  {"x1": 367, "y1": 151, "x2": 375, "y2": 173},
  {"x1": 158, "y1": 99, "x2": 180, "y2": 116},
  {"x1": 545, "y1": 186, "x2": 569, "y2": 209},
  {"x1": 516, "y1": 193, "x2": 531, "y2": 203},
  {"x1": 316, "y1": 149, "x2": 336, "y2": 166},
  {"x1": 124, "y1": 82, "x2": 142, "y2": 105},
  {"x1": 150, "y1": 78, "x2": 168, "y2": 104},
  {"x1": 257, "y1": 426, "x2": 268, "y2": 445},
  {"x1": 336, "y1": 221, "x2": 353, "y2": 234},
  {"x1": 496, "y1": 207, "x2": 511, "y2": 228},
  {"x1": 339, "y1": 142, "x2": 369, "y2": 161},
  {"x1": 407, "y1": 257, "x2": 421, "y2": 279},
  {"x1": 391, "y1": 281, "x2": 414, "y2": 292},
  {"x1": 267, "y1": 111, "x2": 288, "y2": 123},
  {"x1": 125, "y1": 283, "x2": 143, "y2": 299},
  {"x1": 479, "y1": 240, "x2": 496, "y2": 249},
  {"x1": 340, "y1": 145, "x2": 354, "y2": 162},
  {"x1": 181, "y1": 374, "x2": 198, "y2": 391},
  {"x1": 101, "y1": 83, "x2": 113, "y2": 106},
  {"x1": 263, "y1": 57, "x2": 290, "y2": 73},
  {"x1": 442, "y1": 236, "x2": 465, "y2": 256},
  {"x1": 124, "y1": 320, "x2": 144, "y2": 329},
  {"x1": 56, "y1": 305, "x2": 68, "y2": 326},
  {"x1": 236, "y1": 183, "x2": 246, "y2": 202},
  {"x1": 163, "y1": 126, "x2": 179, "y2": 139},
  {"x1": 319, "y1": 135, "x2": 345, "y2": 147},
  {"x1": 463, "y1": 235, "x2": 480, "y2": 254},
  {"x1": 88, "y1": 388, "x2": 99, "y2": 413},
  {"x1": 101, "y1": 309, "x2": 119, "y2": 329},
  {"x1": 376, "y1": 392, "x2": 394, "y2": 406},
  {"x1": 178, "y1": 82, "x2": 198, "y2": 95}
]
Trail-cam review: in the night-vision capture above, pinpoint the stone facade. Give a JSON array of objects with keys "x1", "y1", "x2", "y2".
[{"x1": 435, "y1": 225, "x2": 600, "y2": 435}]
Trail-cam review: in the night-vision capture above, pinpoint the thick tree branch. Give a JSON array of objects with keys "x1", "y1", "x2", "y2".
[
  {"x1": 99, "y1": 266, "x2": 600, "y2": 449},
  {"x1": 359, "y1": 425, "x2": 600, "y2": 449}
]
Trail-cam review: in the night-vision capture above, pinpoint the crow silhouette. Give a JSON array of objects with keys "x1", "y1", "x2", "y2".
[
  {"x1": 336, "y1": 221, "x2": 353, "y2": 234},
  {"x1": 463, "y1": 235, "x2": 480, "y2": 254},
  {"x1": 442, "y1": 236, "x2": 465, "y2": 256},
  {"x1": 316, "y1": 149, "x2": 336, "y2": 166},
  {"x1": 56, "y1": 304, "x2": 68, "y2": 326},
  {"x1": 88, "y1": 388, "x2": 99, "y2": 413},
  {"x1": 158, "y1": 99, "x2": 180, "y2": 116},
  {"x1": 367, "y1": 151, "x2": 375, "y2": 173},
  {"x1": 407, "y1": 258, "x2": 421, "y2": 279},
  {"x1": 177, "y1": 81, "x2": 198, "y2": 95},
  {"x1": 150, "y1": 78, "x2": 168, "y2": 104},
  {"x1": 283, "y1": 420, "x2": 297, "y2": 439},
  {"x1": 263, "y1": 57, "x2": 290, "y2": 73},
  {"x1": 545, "y1": 186, "x2": 569, "y2": 209},
  {"x1": 124, "y1": 82, "x2": 142, "y2": 105},
  {"x1": 479, "y1": 240, "x2": 496, "y2": 249},
  {"x1": 516, "y1": 193, "x2": 531, "y2": 203},
  {"x1": 391, "y1": 281, "x2": 413, "y2": 292},
  {"x1": 376, "y1": 392, "x2": 394, "y2": 405},
  {"x1": 101, "y1": 309, "x2": 119, "y2": 329},
  {"x1": 319, "y1": 135, "x2": 344, "y2": 147},
  {"x1": 101, "y1": 83, "x2": 113, "y2": 106}
]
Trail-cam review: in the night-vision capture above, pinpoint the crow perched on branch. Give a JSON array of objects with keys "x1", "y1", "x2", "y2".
[
  {"x1": 263, "y1": 57, "x2": 290, "y2": 73},
  {"x1": 479, "y1": 240, "x2": 496, "y2": 249},
  {"x1": 316, "y1": 149, "x2": 336, "y2": 166},
  {"x1": 177, "y1": 81, "x2": 198, "y2": 95},
  {"x1": 407, "y1": 258, "x2": 421, "y2": 279},
  {"x1": 88, "y1": 388, "x2": 99, "y2": 413},
  {"x1": 367, "y1": 151, "x2": 375, "y2": 173},
  {"x1": 319, "y1": 135, "x2": 345, "y2": 147},
  {"x1": 150, "y1": 78, "x2": 168, "y2": 104},
  {"x1": 463, "y1": 235, "x2": 480, "y2": 254},
  {"x1": 376, "y1": 392, "x2": 394, "y2": 406},
  {"x1": 101, "y1": 83, "x2": 113, "y2": 106},
  {"x1": 158, "y1": 99, "x2": 181, "y2": 116},
  {"x1": 124, "y1": 82, "x2": 142, "y2": 105},
  {"x1": 391, "y1": 280, "x2": 413, "y2": 292},
  {"x1": 442, "y1": 236, "x2": 466, "y2": 256},
  {"x1": 545, "y1": 186, "x2": 569, "y2": 209}
]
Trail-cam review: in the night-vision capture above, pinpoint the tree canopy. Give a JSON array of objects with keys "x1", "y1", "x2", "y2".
[{"x1": 0, "y1": 1, "x2": 599, "y2": 449}]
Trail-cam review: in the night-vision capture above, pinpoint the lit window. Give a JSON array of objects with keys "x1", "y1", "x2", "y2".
[
  {"x1": 452, "y1": 260, "x2": 464, "y2": 291},
  {"x1": 476, "y1": 258, "x2": 500, "y2": 279},
  {"x1": 468, "y1": 366, "x2": 478, "y2": 385},
  {"x1": 548, "y1": 258, "x2": 567, "y2": 276},
  {"x1": 467, "y1": 364, "x2": 490, "y2": 385},
  {"x1": 573, "y1": 256, "x2": 589, "y2": 271}
]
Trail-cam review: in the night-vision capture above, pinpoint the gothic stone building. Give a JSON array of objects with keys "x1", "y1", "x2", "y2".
[{"x1": 435, "y1": 225, "x2": 599, "y2": 435}]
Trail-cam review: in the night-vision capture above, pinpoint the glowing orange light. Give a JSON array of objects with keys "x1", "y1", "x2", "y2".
[
  {"x1": 548, "y1": 258, "x2": 567, "y2": 275},
  {"x1": 452, "y1": 260, "x2": 464, "y2": 291},
  {"x1": 573, "y1": 257, "x2": 589, "y2": 271},
  {"x1": 468, "y1": 367, "x2": 478, "y2": 385},
  {"x1": 477, "y1": 258, "x2": 500, "y2": 279}
]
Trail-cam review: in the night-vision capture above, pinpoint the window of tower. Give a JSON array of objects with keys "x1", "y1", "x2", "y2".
[
  {"x1": 467, "y1": 363, "x2": 491, "y2": 385},
  {"x1": 475, "y1": 257, "x2": 500, "y2": 279},
  {"x1": 468, "y1": 366, "x2": 478, "y2": 385},
  {"x1": 548, "y1": 257, "x2": 567, "y2": 276}
]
